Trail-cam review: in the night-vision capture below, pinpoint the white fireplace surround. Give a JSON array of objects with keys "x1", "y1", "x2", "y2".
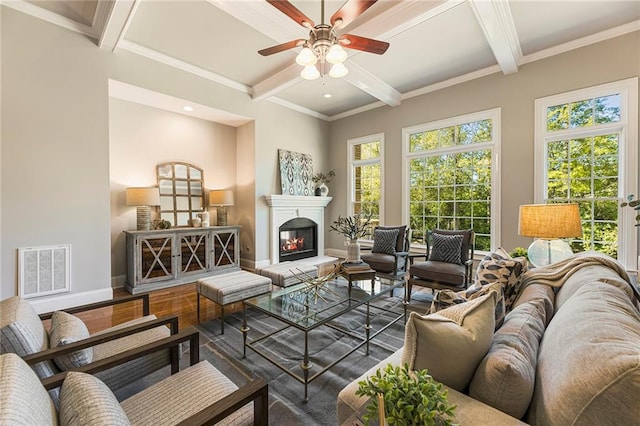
[{"x1": 264, "y1": 195, "x2": 332, "y2": 264}]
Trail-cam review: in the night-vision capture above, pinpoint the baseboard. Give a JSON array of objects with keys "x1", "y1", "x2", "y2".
[
  {"x1": 240, "y1": 258, "x2": 257, "y2": 272},
  {"x1": 111, "y1": 274, "x2": 126, "y2": 289},
  {"x1": 254, "y1": 259, "x2": 271, "y2": 269},
  {"x1": 27, "y1": 287, "x2": 114, "y2": 314}
]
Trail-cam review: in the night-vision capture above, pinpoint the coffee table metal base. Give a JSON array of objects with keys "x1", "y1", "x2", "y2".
[{"x1": 242, "y1": 279, "x2": 405, "y2": 402}]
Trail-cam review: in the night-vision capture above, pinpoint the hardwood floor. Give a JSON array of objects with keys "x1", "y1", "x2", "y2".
[{"x1": 76, "y1": 283, "x2": 237, "y2": 334}]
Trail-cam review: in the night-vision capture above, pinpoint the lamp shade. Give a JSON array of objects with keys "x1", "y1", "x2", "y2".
[
  {"x1": 209, "y1": 190, "x2": 234, "y2": 206},
  {"x1": 126, "y1": 187, "x2": 160, "y2": 206},
  {"x1": 518, "y1": 203, "x2": 582, "y2": 239}
]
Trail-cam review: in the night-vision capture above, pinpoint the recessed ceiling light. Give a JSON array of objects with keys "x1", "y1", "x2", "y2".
[
  {"x1": 323, "y1": 93, "x2": 332, "y2": 99},
  {"x1": 183, "y1": 106, "x2": 194, "y2": 112}
]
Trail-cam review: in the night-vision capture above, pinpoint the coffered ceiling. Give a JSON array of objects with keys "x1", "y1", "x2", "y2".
[{"x1": 7, "y1": 0, "x2": 640, "y2": 120}]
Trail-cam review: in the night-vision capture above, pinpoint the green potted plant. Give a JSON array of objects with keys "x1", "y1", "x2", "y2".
[
  {"x1": 621, "y1": 194, "x2": 640, "y2": 227},
  {"x1": 356, "y1": 363, "x2": 456, "y2": 425},
  {"x1": 329, "y1": 212, "x2": 373, "y2": 262}
]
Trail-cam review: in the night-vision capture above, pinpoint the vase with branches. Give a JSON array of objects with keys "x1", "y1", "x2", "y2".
[
  {"x1": 621, "y1": 194, "x2": 640, "y2": 227},
  {"x1": 312, "y1": 169, "x2": 335, "y2": 197},
  {"x1": 330, "y1": 212, "x2": 373, "y2": 263}
]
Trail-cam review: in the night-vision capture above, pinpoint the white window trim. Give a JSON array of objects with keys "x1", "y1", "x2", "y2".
[
  {"x1": 347, "y1": 133, "x2": 385, "y2": 224},
  {"x1": 534, "y1": 77, "x2": 638, "y2": 270},
  {"x1": 402, "y1": 108, "x2": 502, "y2": 252}
]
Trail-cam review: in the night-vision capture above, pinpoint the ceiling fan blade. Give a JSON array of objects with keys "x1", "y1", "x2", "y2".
[
  {"x1": 339, "y1": 34, "x2": 389, "y2": 55},
  {"x1": 267, "y1": 0, "x2": 315, "y2": 28},
  {"x1": 258, "y1": 39, "x2": 306, "y2": 56},
  {"x1": 330, "y1": 0, "x2": 377, "y2": 28}
]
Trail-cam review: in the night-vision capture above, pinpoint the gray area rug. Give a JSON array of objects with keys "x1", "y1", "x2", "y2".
[
  {"x1": 194, "y1": 288, "x2": 434, "y2": 426},
  {"x1": 115, "y1": 288, "x2": 433, "y2": 425}
]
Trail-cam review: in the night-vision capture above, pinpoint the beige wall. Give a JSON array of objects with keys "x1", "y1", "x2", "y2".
[
  {"x1": 0, "y1": 8, "x2": 329, "y2": 304},
  {"x1": 109, "y1": 98, "x2": 237, "y2": 285},
  {"x1": 327, "y1": 31, "x2": 640, "y2": 257}
]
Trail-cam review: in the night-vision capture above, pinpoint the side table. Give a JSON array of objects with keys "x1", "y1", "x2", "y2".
[{"x1": 340, "y1": 267, "x2": 376, "y2": 298}]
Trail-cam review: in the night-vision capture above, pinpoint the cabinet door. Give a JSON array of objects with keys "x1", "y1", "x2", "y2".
[
  {"x1": 178, "y1": 231, "x2": 210, "y2": 276},
  {"x1": 212, "y1": 230, "x2": 238, "y2": 271},
  {"x1": 137, "y1": 234, "x2": 175, "y2": 284}
]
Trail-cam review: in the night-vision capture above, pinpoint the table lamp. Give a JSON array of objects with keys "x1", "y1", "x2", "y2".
[
  {"x1": 518, "y1": 203, "x2": 582, "y2": 267},
  {"x1": 126, "y1": 187, "x2": 161, "y2": 231},
  {"x1": 209, "y1": 189, "x2": 234, "y2": 226}
]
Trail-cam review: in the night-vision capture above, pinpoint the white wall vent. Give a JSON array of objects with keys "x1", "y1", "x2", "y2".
[{"x1": 18, "y1": 244, "x2": 71, "y2": 299}]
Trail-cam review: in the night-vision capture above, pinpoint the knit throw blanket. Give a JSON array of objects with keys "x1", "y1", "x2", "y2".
[{"x1": 516, "y1": 251, "x2": 639, "y2": 304}]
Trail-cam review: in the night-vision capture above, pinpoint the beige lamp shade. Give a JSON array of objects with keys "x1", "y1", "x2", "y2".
[
  {"x1": 209, "y1": 190, "x2": 234, "y2": 206},
  {"x1": 518, "y1": 203, "x2": 582, "y2": 239},
  {"x1": 126, "y1": 187, "x2": 160, "y2": 206}
]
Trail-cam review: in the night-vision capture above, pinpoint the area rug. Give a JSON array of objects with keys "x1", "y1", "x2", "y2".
[
  {"x1": 115, "y1": 289, "x2": 433, "y2": 425},
  {"x1": 193, "y1": 289, "x2": 434, "y2": 426}
]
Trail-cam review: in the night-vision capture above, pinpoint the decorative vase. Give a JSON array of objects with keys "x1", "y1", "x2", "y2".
[
  {"x1": 347, "y1": 239, "x2": 361, "y2": 263},
  {"x1": 317, "y1": 182, "x2": 329, "y2": 197}
]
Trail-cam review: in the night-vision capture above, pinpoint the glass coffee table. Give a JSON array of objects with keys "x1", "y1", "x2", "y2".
[{"x1": 242, "y1": 276, "x2": 407, "y2": 402}]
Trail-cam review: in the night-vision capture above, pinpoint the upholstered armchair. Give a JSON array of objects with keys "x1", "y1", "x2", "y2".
[
  {"x1": 0, "y1": 294, "x2": 179, "y2": 402},
  {"x1": 408, "y1": 229, "x2": 475, "y2": 301},
  {"x1": 1, "y1": 327, "x2": 269, "y2": 425},
  {"x1": 361, "y1": 225, "x2": 412, "y2": 281}
]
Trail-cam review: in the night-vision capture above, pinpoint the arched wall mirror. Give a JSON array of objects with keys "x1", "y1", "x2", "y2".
[{"x1": 157, "y1": 162, "x2": 204, "y2": 227}]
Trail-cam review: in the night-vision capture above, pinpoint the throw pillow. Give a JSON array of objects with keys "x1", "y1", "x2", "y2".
[
  {"x1": 430, "y1": 281, "x2": 506, "y2": 329},
  {"x1": 475, "y1": 247, "x2": 527, "y2": 311},
  {"x1": 428, "y1": 233, "x2": 463, "y2": 265},
  {"x1": 49, "y1": 311, "x2": 93, "y2": 371},
  {"x1": 60, "y1": 371, "x2": 131, "y2": 426},
  {"x1": 372, "y1": 228, "x2": 399, "y2": 255},
  {"x1": 468, "y1": 298, "x2": 547, "y2": 419},
  {"x1": 401, "y1": 291, "x2": 497, "y2": 391},
  {"x1": 0, "y1": 353, "x2": 58, "y2": 426}
]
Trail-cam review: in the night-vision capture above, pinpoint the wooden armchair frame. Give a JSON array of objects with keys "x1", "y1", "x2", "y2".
[{"x1": 39, "y1": 327, "x2": 269, "y2": 426}]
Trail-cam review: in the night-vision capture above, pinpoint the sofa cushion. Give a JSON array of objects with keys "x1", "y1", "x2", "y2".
[
  {"x1": 49, "y1": 311, "x2": 93, "y2": 371},
  {"x1": 60, "y1": 371, "x2": 131, "y2": 426},
  {"x1": 511, "y1": 283, "x2": 555, "y2": 326},
  {"x1": 475, "y1": 248, "x2": 527, "y2": 311},
  {"x1": 401, "y1": 291, "x2": 497, "y2": 391},
  {"x1": 528, "y1": 280, "x2": 640, "y2": 425},
  {"x1": 469, "y1": 298, "x2": 547, "y2": 419},
  {"x1": 0, "y1": 296, "x2": 48, "y2": 352},
  {"x1": 428, "y1": 232, "x2": 463, "y2": 265},
  {"x1": 0, "y1": 353, "x2": 58, "y2": 426},
  {"x1": 372, "y1": 228, "x2": 399, "y2": 255},
  {"x1": 430, "y1": 281, "x2": 506, "y2": 329}
]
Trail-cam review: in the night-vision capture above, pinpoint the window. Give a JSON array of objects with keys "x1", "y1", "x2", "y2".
[
  {"x1": 535, "y1": 78, "x2": 638, "y2": 268},
  {"x1": 348, "y1": 134, "x2": 383, "y2": 240},
  {"x1": 403, "y1": 109, "x2": 501, "y2": 252}
]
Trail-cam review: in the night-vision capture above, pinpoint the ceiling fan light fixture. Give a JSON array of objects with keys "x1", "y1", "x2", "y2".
[
  {"x1": 326, "y1": 43, "x2": 347, "y2": 64},
  {"x1": 295, "y1": 47, "x2": 317, "y2": 66},
  {"x1": 301, "y1": 65, "x2": 320, "y2": 80},
  {"x1": 329, "y1": 62, "x2": 348, "y2": 78}
]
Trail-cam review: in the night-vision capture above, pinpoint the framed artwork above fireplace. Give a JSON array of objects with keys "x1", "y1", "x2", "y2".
[{"x1": 278, "y1": 149, "x2": 314, "y2": 196}]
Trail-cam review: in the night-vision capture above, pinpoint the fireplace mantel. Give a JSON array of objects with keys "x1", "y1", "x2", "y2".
[
  {"x1": 264, "y1": 195, "x2": 332, "y2": 208},
  {"x1": 264, "y1": 195, "x2": 332, "y2": 264}
]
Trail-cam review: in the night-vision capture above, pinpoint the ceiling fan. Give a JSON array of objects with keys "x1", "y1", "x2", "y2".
[{"x1": 258, "y1": 0, "x2": 390, "y2": 80}]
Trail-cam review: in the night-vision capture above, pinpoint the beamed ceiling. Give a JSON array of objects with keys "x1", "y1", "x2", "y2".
[{"x1": 7, "y1": 0, "x2": 640, "y2": 121}]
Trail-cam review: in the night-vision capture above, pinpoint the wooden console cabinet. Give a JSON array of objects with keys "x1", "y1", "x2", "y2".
[{"x1": 124, "y1": 226, "x2": 240, "y2": 294}]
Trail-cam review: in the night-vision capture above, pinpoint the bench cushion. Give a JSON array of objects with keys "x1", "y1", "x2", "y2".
[
  {"x1": 255, "y1": 261, "x2": 317, "y2": 287},
  {"x1": 197, "y1": 270, "x2": 271, "y2": 305}
]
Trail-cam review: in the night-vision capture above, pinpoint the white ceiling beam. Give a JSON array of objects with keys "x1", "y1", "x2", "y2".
[
  {"x1": 205, "y1": 0, "x2": 304, "y2": 43},
  {"x1": 252, "y1": 64, "x2": 303, "y2": 101},
  {"x1": 343, "y1": 62, "x2": 401, "y2": 107},
  {"x1": 468, "y1": 0, "x2": 522, "y2": 75},
  {"x1": 99, "y1": 0, "x2": 138, "y2": 51}
]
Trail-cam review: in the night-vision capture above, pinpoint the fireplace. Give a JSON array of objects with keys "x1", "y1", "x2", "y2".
[
  {"x1": 279, "y1": 218, "x2": 317, "y2": 262},
  {"x1": 264, "y1": 195, "x2": 332, "y2": 265}
]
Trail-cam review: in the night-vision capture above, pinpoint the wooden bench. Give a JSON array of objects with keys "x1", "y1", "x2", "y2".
[{"x1": 196, "y1": 270, "x2": 272, "y2": 334}]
